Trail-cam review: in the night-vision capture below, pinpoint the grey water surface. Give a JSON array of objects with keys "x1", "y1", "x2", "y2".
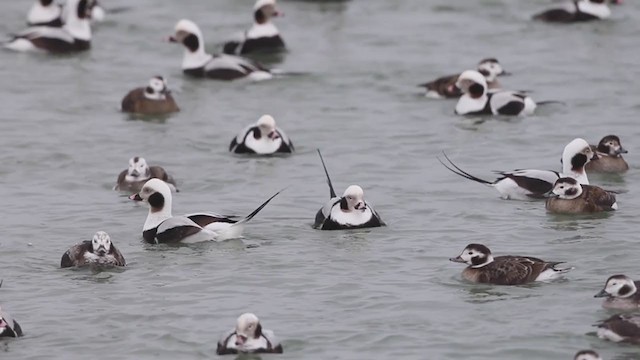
[{"x1": 1, "y1": 0, "x2": 640, "y2": 359}]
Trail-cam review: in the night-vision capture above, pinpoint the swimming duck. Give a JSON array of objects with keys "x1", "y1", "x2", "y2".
[
  {"x1": 438, "y1": 138, "x2": 594, "y2": 200},
  {"x1": 121, "y1": 76, "x2": 180, "y2": 115},
  {"x1": 217, "y1": 313, "x2": 283, "y2": 354},
  {"x1": 546, "y1": 177, "x2": 617, "y2": 214},
  {"x1": 114, "y1": 156, "x2": 178, "y2": 194},
  {"x1": 168, "y1": 19, "x2": 272, "y2": 81},
  {"x1": 449, "y1": 243, "x2": 572, "y2": 285},
  {"x1": 594, "y1": 275, "x2": 640, "y2": 310},
  {"x1": 313, "y1": 150, "x2": 384, "y2": 230},
  {"x1": 533, "y1": 0, "x2": 611, "y2": 23},
  {"x1": 455, "y1": 70, "x2": 535, "y2": 116},
  {"x1": 419, "y1": 58, "x2": 508, "y2": 98},
  {"x1": 585, "y1": 135, "x2": 628, "y2": 173},
  {"x1": 60, "y1": 231, "x2": 126, "y2": 268},
  {"x1": 229, "y1": 115, "x2": 294, "y2": 154},
  {"x1": 596, "y1": 314, "x2": 640, "y2": 343},
  {"x1": 223, "y1": 0, "x2": 286, "y2": 55}
]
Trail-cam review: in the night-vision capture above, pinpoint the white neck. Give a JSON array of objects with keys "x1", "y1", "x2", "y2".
[
  {"x1": 562, "y1": 166, "x2": 589, "y2": 185},
  {"x1": 455, "y1": 94, "x2": 488, "y2": 115},
  {"x1": 63, "y1": 13, "x2": 91, "y2": 41},
  {"x1": 144, "y1": 92, "x2": 166, "y2": 101},
  {"x1": 28, "y1": 2, "x2": 61, "y2": 24},
  {"x1": 182, "y1": 34, "x2": 213, "y2": 70},
  {"x1": 143, "y1": 197, "x2": 172, "y2": 231},
  {"x1": 247, "y1": 22, "x2": 279, "y2": 39},
  {"x1": 577, "y1": 1, "x2": 611, "y2": 19}
]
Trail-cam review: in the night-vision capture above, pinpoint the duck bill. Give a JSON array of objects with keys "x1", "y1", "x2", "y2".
[
  {"x1": 617, "y1": 147, "x2": 628, "y2": 155},
  {"x1": 235, "y1": 334, "x2": 247, "y2": 346},
  {"x1": 129, "y1": 193, "x2": 143, "y2": 201},
  {"x1": 449, "y1": 256, "x2": 466, "y2": 263},
  {"x1": 594, "y1": 289, "x2": 610, "y2": 298},
  {"x1": 500, "y1": 71, "x2": 512, "y2": 76},
  {"x1": 164, "y1": 35, "x2": 178, "y2": 43},
  {"x1": 268, "y1": 131, "x2": 280, "y2": 140}
]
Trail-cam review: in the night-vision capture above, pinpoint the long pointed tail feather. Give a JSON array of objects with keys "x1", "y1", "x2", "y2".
[
  {"x1": 317, "y1": 149, "x2": 337, "y2": 198},
  {"x1": 437, "y1": 152, "x2": 494, "y2": 186},
  {"x1": 217, "y1": 189, "x2": 284, "y2": 240}
]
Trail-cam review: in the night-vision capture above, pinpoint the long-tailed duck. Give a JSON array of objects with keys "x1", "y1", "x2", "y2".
[
  {"x1": 217, "y1": 313, "x2": 283, "y2": 355},
  {"x1": 546, "y1": 177, "x2": 617, "y2": 214},
  {"x1": 130, "y1": 178, "x2": 281, "y2": 244},
  {"x1": 574, "y1": 350, "x2": 602, "y2": 360},
  {"x1": 585, "y1": 135, "x2": 629, "y2": 173},
  {"x1": 455, "y1": 70, "x2": 535, "y2": 116},
  {"x1": 229, "y1": 114, "x2": 294, "y2": 155},
  {"x1": 596, "y1": 314, "x2": 640, "y2": 343},
  {"x1": 313, "y1": 150, "x2": 384, "y2": 230},
  {"x1": 419, "y1": 58, "x2": 508, "y2": 99},
  {"x1": 168, "y1": 19, "x2": 272, "y2": 81},
  {"x1": 594, "y1": 275, "x2": 640, "y2": 310},
  {"x1": 27, "y1": 0, "x2": 63, "y2": 27},
  {"x1": 0, "y1": 306, "x2": 23, "y2": 338},
  {"x1": 6, "y1": 0, "x2": 93, "y2": 53},
  {"x1": 438, "y1": 138, "x2": 594, "y2": 200},
  {"x1": 114, "y1": 156, "x2": 178, "y2": 193},
  {"x1": 121, "y1": 76, "x2": 180, "y2": 115},
  {"x1": 223, "y1": 0, "x2": 286, "y2": 55},
  {"x1": 449, "y1": 243, "x2": 572, "y2": 285},
  {"x1": 533, "y1": 0, "x2": 611, "y2": 23},
  {"x1": 60, "y1": 231, "x2": 126, "y2": 268}
]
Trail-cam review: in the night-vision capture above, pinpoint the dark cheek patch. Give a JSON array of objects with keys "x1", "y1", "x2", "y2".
[
  {"x1": 469, "y1": 83, "x2": 485, "y2": 98},
  {"x1": 252, "y1": 127, "x2": 261, "y2": 140},
  {"x1": 565, "y1": 187, "x2": 578, "y2": 196},
  {"x1": 471, "y1": 256, "x2": 485, "y2": 266},
  {"x1": 148, "y1": 192, "x2": 165, "y2": 210},
  {"x1": 183, "y1": 34, "x2": 200, "y2": 52},
  {"x1": 571, "y1": 153, "x2": 588, "y2": 170},
  {"x1": 77, "y1": 0, "x2": 88, "y2": 18},
  {"x1": 619, "y1": 285, "x2": 632, "y2": 296},
  {"x1": 340, "y1": 198, "x2": 349, "y2": 210}
]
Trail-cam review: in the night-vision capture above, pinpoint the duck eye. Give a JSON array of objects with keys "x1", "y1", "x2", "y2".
[{"x1": 468, "y1": 251, "x2": 473, "y2": 255}]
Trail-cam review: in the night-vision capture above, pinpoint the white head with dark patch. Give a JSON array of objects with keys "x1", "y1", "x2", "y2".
[
  {"x1": 561, "y1": 138, "x2": 594, "y2": 180},
  {"x1": 597, "y1": 135, "x2": 627, "y2": 157},
  {"x1": 595, "y1": 275, "x2": 637, "y2": 299},
  {"x1": 144, "y1": 76, "x2": 170, "y2": 101},
  {"x1": 450, "y1": 243, "x2": 495, "y2": 268},
  {"x1": 476, "y1": 58, "x2": 507, "y2": 83},
  {"x1": 126, "y1": 156, "x2": 151, "y2": 180},
  {"x1": 130, "y1": 178, "x2": 172, "y2": 213},
  {"x1": 234, "y1": 313, "x2": 262, "y2": 347},
  {"x1": 340, "y1": 185, "x2": 366, "y2": 212},
  {"x1": 91, "y1": 231, "x2": 111, "y2": 256},
  {"x1": 168, "y1": 19, "x2": 210, "y2": 69},
  {"x1": 551, "y1": 177, "x2": 583, "y2": 199},
  {"x1": 574, "y1": 350, "x2": 602, "y2": 360},
  {"x1": 456, "y1": 70, "x2": 488, "y2": 99},
  {"x1": 253, "y1": 0, "x2": 281, "y2": 24},
  {"x1": 255, "y1": 115, "x2": 280, "y2": 140}
]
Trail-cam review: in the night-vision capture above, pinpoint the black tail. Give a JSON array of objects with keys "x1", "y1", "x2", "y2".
[
  {"x1": 0, "y1": 279, "x2": 3, "y2": 288},
  {"x1": 437, "y1": 152, "x2": 494, "y2": 186},
  {"x1": 317, "y1": 149, "x2": 337, "y2": 198},
  {"x1": 417, "y1": 81, "x2": 434, "y2": 89},
  {"x1": 241, "y1": 189, "x2": 284, "y2": 223},
  {"x1": 537, "y1": 100, "x2": 566, "y2": 106}
]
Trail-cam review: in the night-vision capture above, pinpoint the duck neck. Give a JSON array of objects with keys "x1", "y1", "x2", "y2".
[{"x1": 143, "y1": 197, "x2": 172, "y2": 231}]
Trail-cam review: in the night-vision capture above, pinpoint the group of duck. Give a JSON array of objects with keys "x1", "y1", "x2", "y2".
[{"x1": 0, "y1": 0, "x2": 634, "y2": 357}]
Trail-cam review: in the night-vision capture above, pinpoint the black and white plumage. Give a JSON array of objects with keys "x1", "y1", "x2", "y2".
[
  {"x1": 60, "y1": 231, "x2": 126, "y2": 268},
  {"x1": 533, "y1": 0, "x2": 611, "y2": 23},
  {"x1": 114, "y1": 156, "x2": 178, "y2": 194},
  {"x1": 130, "y1": 178, "x2": 281, "y2": 244},
  {"x1": 217, "y1": 313, "x2": 283, "y2": 355},
  {"x1": 449, "y1": 243, "x2": 572, "y2": 285},
  {"x1": 596, "y1": 314, "x2": 640, "y2": 344},
  {"x1": 594, "y1": 275, "x2": 640, "y2": 310},
  {"x1": 313, "y1": 150, "x2": 384, "y2": 230},
  {"x1": 229, "y1": 114, "x2": 294, "y2": 154},
  {"x1": 0, "y1": 308, "x2": 23, "y2": 338},
  {"x1": 168, "y1": 19, "x2": 272, "y2": 81},
  {"x1": 574, "y1": 350, "x2": 602, "y2": 360},
  {"x1": 223, "y1": 0, "x2": 286, "y2": 55},
  {"x1": 418, "y1": 58, "x2": 509, "y2": 99},
  {"x1": 546, "y1": 177, "x2": 617, "y2": 214},
  {"x1": 455, "y1": 70, "x2": 536, "y2": 116},
  {"x1": 6, "y1": 0, "x2": 93, "y2": 53},
  {"x1": 586, "y1": 135, "x2": 629, "y2": 173},
  {"x1": 438, "y1": 138, "x2": 594, "y2": 200},
  {"x1": 27, "y1": 0, "x2": 63, "y2": 27}
]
